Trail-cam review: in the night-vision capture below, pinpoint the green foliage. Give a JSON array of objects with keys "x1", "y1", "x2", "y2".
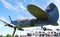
[
  {"x1": 6, "y1": 34, "x2": 11, "y2": 37},
  {"x1": 15, "y1": 35, "x2": 19, "y2": 37},
  {"x1": 0, "y1": 34, "x2": 19, "y2": 37},
  {"x1": 0, "y1": 35, "x2": 3, "y2": 37}
]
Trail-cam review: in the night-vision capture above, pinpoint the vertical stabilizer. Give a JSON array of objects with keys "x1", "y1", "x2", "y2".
[
  {"x1": 9, "y1": 16, "x2": 12, "y2": 22},
  {"x1": 46, "y1": 3, "x2": 59, "y2": 24}
]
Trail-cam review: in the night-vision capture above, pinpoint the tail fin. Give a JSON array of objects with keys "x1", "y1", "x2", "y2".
[
  {"x1": 46, "y1": 3, "x2": 59, "y2": 24},
  {"x1": 9, "y1": 16, "x2": 12, "y2": 22}
]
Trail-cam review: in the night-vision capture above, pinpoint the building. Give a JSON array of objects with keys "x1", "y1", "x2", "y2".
[{"x1": 20, "y1": 30, "x2": 59, "y2": 37}]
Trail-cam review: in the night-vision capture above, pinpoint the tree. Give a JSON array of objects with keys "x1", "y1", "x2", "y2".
[
  {"x1": 6, "y1": 34, "x2": 11, "y2": 37},
  {"x1": 15, "y1": 35, "x2": 19, "y2": 37},
  {"x1": 0, "y1": 35, "x2": 3, "y2": 37}
]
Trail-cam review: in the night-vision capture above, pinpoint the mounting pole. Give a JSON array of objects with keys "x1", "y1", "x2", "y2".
[{"x1": 12, "y1": 27, "x2": 16, "y2": 37}]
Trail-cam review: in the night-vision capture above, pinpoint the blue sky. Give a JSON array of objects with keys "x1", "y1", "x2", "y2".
[{"x1": 0, "y1": 0, "x2": 60, "y2": 36}]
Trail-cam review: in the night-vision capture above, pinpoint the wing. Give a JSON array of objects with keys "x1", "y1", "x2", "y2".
[
  {"x1": 0, "y1": 19, "x2": 14, "y2": 27},
  {"x1": 27, "y1": 4, "x2": 49, "y2": 20}
]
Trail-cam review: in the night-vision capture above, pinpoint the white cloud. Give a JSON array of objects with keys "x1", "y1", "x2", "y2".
[
  {"x1": 17, "y1": 15, "x2": 25, "y2": 20},
  {"x1": 1, "y1": 0, "x2": 18, "y2": 12},
  {"x1": 0, "y1": 17, "x2": 5, "y2": 27},
  {"x1": 0, "y1": 23, "x2": 3, "y2": 27},
  {"x1": 53, "y1": 0, "x2": 60, "y2": 7},
  {"x1": 17, "y1": 15, "x2": 36, "y2": 21},
  {"x1": 0, "y1": 0, "x2": 26, "y2": 12},
  {"x1": 58, "y1": 9, "x2": 60, "y2": 18},
  {"x1": 58, "y1": 9, "x2": 60, "y2": 24},
  {"x1": 18, "y1": 3, "x2": 26, "y2": 10},
  {"x1": 17, "y1": 15, "x2": 30, "y2": 21},
  {"x1": 15, "y1": 1, "x2": 26, "y2": 11}
]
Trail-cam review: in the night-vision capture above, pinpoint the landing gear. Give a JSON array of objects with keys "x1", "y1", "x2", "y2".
[
  {"x1": 43, "y1": 27, "x2": 46, "y2": 31},
  {"x1": 41, "y1": 25, "x2": 46, "y2": 31}
]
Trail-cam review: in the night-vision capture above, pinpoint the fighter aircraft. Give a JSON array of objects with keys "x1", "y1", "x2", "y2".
[{"x1": 0, "y1": 3, "x2": 59, "y2": 37}]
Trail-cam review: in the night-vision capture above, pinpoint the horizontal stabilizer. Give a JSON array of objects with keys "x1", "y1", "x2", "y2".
[{"x1": 0, "y1": 19, "x2": 14, "y2": 27}]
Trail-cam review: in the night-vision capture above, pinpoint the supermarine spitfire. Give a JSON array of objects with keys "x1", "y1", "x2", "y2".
[{"x1": 0, "y1": 3, "x2": 59, "y2": 37}]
